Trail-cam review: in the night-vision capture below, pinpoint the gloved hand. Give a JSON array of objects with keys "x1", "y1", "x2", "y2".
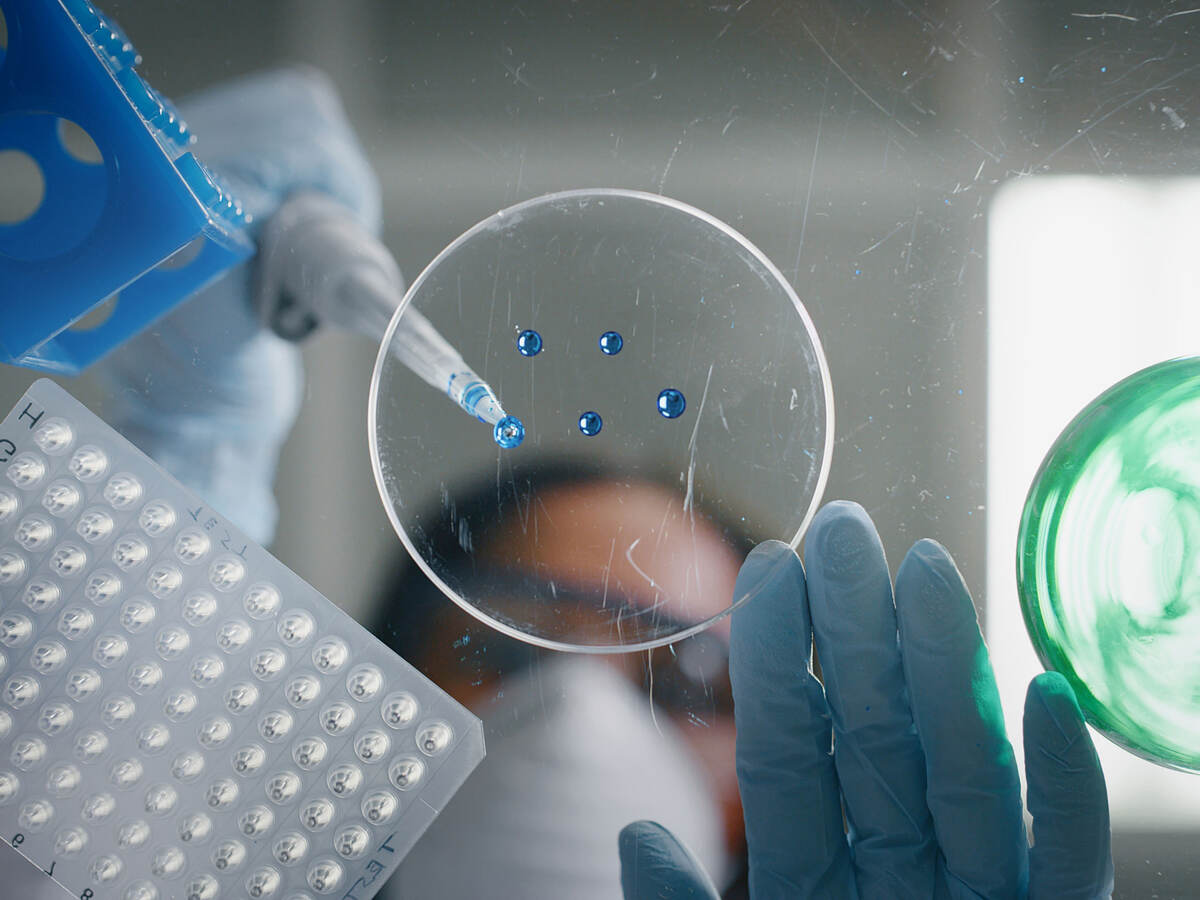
[
  {"x1": 90, "y1": 66, "x2": 382, "y2": 546},
  {"x1": 619, "y1": 500, "x2": 1114, "y2": 899}
]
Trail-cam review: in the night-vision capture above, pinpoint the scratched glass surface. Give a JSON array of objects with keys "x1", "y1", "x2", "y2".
[
  {"x1": 370, "y1": 188, "x2": 832, "y2": 652},
  {"x1": 2, "y1": 1, "x2": 1198, "y2": 895}
]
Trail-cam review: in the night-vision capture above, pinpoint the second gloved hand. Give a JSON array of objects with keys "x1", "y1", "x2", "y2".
[
  {"x1": 90, "y1": 67, "x2": 382, "y2": 546},
  {"x1": 619, "y1": 501, "x2": 1113, "y2": 899}
]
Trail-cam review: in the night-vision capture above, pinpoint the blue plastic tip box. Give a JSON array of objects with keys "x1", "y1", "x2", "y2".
[{"x1": 0, "y1": 0, "x2": 254, "y2": 374}]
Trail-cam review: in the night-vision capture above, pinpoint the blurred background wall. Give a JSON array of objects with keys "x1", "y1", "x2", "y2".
[{"x1": 2, "y1": 1, "x2": 1199, "y2": 893}]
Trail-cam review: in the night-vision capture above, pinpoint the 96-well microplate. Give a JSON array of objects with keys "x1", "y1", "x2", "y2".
[{"x1": 0, "y1": 379, "x2": 485, "y2": 900}]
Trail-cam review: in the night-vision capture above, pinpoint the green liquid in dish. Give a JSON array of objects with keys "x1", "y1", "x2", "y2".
[{"x1": 1018, "y1": 356, "x2": 1200, "y2": 772}]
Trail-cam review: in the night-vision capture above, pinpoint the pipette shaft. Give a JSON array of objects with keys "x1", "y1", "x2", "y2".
[
  {"x1": 384, "y1": 302, "x2": 505, "y2": 425},
  {"x1": 256, "y1": 191, "x2": 506, "y2": 427}
]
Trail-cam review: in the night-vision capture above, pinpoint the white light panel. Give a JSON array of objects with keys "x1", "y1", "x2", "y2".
[{"x1": 988, "y1": 176, "x2": 1200, "y2": 828}]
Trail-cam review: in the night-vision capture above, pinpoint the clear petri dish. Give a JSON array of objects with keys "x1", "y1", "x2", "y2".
[
  {"x1": 370, "y1": 189, "x2": 832, "y2": 652},
  {"x1": 1018, "y1": 356, "x2": 1200, "y2": 772}
]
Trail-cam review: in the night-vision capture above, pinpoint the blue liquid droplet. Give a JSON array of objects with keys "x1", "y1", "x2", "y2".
[
  {"x1": 493, "y1": 415, "x2": 525, "y2": 449},
  {"x1": 578, "y1": 411, "x2": 603, "y2": 436},
  {"x1": 598, "y1": 331, "x2": 623, "y2": 355},
  {"x1": 657, "y1": 388, "x2": 686, "y2": 419},
  {"x1": 516, "y1": 330, "x2": 543, "y2": 357}
]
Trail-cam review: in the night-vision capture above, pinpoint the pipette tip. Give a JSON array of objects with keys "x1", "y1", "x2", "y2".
[
  {"x1": 475, "y1": 395, "x2": 507, "y2": 427},
  {"x1": 450, "y1": 374, "x2": 506, "y2": 427}
]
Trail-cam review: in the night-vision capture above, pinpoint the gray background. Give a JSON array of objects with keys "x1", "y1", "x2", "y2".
[{"x1": 3, "y1": 0, "x2": 1198, "y2": 894}]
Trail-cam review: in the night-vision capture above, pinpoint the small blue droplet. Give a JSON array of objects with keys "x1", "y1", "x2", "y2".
[
  {"x1": 1100, "y1": 66, "x2": 1107, "y2": 73},
  {"x1": 516, "y1": 329, "x2": 543, "y2": 357},
  {"x1": 1018, "y1": 75, "x2": 1025, "y2": 84},
  {"x1": 578, "y1": 411, "x2": 603, "y2": 436},
  {"x1": 493, "y1": 415, "x2": 525, "y2": 449},
  {"x1": 657, "y1": 388, "x2": 686, "y2": 419},
  {"x1": 598, "y1": 331, "x2": 624, "y2": 355}
]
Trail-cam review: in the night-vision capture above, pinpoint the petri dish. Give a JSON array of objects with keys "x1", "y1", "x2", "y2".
[
  {"x1": 1018, "y1": 356, "x2": 1200, "y2": 771},
  {"x1": 370, "y1": 189, "x2": 832, "y2": 652}
]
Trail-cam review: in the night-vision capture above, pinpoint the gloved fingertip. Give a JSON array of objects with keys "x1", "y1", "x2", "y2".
[
  {"x1": 618, "y1": 820, "x2": 720, "y2": 900},
  {"x1": 897, "y1": 536, "x2": 957, "y2": 579},
  {"x1": 1024, "y1": 673, "x2": 1108, "y2": 798},
  {"x1": 1025, "y1": 673, "x2": 1113, "y2": 899},
  {"x1": 1024, "y1": 671, "x2": 1108, "y2": 809},
  {"x1": 732, "y1": 540, "x2": 802, "y2": 610},
  {"x1": 618, "y1": 819, "x2": 670, "y2": 857},
  {"x1": 730, "y1": 540, "x2": 805, "y2": 654},
  {"x1": 1025, "y1": 671, "x2": 1086, "y2": 748},
  {"x1": 807, "y1": 498, "x2": 870, "y2": 535},
  {"x1": 803, "y1": 501, "x2": 891, "y2": 593},
  {"x1": 809, "y1": 499, "x2": 869, "y2": 529},
  {"x1": 894, "y1": 537, "x2": 976, "y2": 642},
  {"x1": 743, "y1": 537, "x2": 797, "y2": 569}
]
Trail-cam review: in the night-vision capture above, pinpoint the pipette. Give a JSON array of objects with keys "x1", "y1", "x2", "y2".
[
  {"x1": 387, "y1": 305, "x2": 506, "y2": 426},
  {"x1": 255, "y1": 191, "x2": 507, "y2": 427}
]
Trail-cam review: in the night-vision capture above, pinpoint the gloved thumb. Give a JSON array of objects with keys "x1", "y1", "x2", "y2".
[{"x1": 618, "y1": 820, "x2": 722, "y2": 899}]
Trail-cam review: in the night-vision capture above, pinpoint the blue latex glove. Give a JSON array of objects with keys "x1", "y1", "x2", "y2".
[
  {"x1": 90, "y1": 66, "x2": 381, "y2": 546},
  {"x1": 620, "y1": 501, "x2": 1114, "y2": 900}
]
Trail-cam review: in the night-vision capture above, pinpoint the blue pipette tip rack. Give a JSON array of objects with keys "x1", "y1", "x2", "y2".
[{"x1": 0, "y1": 0, "x2": 254, "y2": 375}]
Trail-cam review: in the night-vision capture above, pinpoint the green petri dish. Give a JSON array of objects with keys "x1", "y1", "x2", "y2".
[{"x1": 1018, "y1": 356, "x2": 1200, "y2": 772}]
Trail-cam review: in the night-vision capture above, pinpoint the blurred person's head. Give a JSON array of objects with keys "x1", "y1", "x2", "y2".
[{"x1": 374, "y1": 463, "x2": 752, "y2": 898}]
